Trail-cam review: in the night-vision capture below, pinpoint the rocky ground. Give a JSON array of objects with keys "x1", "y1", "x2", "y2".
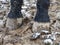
[{"x1": 0, "y1": 0, "x2": 60, "y2": 45}]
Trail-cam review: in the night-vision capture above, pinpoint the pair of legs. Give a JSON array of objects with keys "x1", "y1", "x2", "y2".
[
  {"x1": 6, "y1": 0, "x2": 23, "y2": 30},
  {"x1": 6, "y1": 0, "x2": 50, "y2": 30}
]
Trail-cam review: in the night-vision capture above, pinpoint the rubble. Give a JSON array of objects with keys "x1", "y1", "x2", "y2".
[
  {"x1": 0, "y1": 20, "x2": 5, "y2": 27},
  {"x1": 30, "y1": 30, "x2": 56, "y2": 40},
  {"x1": 0, "y1": 0, "x2": 9, "y2": 4},
  {"x1": 41, "y1": 30, "x2": 50, "y2": 34},
  {"x1": 55, "y1": 32, "x2": 60, "y2": 35},
  {"x1": 56, "y1": 12, "x2": 60, "y2": 20},
  {"x1": 51, "y1": 32, "x2": 56, "y2": 41},
  {"x1": 3, "y1": 35, "x2": 12, "y2": 43},
  {"x1": 44, "y1": 39, "x2": 53, "y2": 45},
  {"x1": 30, "y1": 32, "x2": 40, "y2": 40}
]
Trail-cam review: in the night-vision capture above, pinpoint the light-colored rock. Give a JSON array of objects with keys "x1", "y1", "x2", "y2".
[
  {"x1": 44, "y1": 39, "x2": 53, "y2": 45},
  {"x1": 17, "y1": 18, "x2": 23, "y2": 26},
  {"x1": 51, "y1": 4, "x2": 57, "y2": 11},
  {"x1": 1, "y1": 0, "x2": 8, "y2": 4},
  {"x1": 53, "y1": 21, "x2": 60, "y2": 30},
  {"x1": 0, "y1": 20, "x2": 5, "y2": 27},
  {"x1": 0, "y1": 4, "x2": 4, "y2": 8},
  {"x1": 4, "y1": 35, "x2": 12, "y2": 43},
  {"x1": 30, "y1": 32, "x2": 40, "y2": 40},
  {"x1": 56, "y1": 12, "x2": 60, "y2": 20},
  {"x1": 51, "y1": 32, "x2": 56, "y2": 40},
  {"x1": 41, "y1": 30, "x2": 49, "y2": 33}
]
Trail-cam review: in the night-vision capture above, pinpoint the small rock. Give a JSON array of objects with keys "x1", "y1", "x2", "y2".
[
  {"x1": 55, "y1": 32, "x2": 60, "y2": 35},
  {"x1": 22, "y1": 6, "x2": 28, "y2": 9},
  {"x1": 25, "y1": 11, "x2": 32, "y2": 18},
  {"x1": 4, "y1": 35, "x2": 12, "y2": 43},
  {"x1": 56, "y1": 12, "x2": 60, "y2": 20},
  {"x1": 51, "y1": 32, "x2": 56, "y2": 41},
  {"x1": 44, "y1": 39, "x2": 53, "y2": 45},
  {"x1": 30, "y1": 32, "x2": 40, "y2": 40},
  {"x1": 53, "y1": 21, "x2": 60, "y2": 30},
  {"x1": 1, "y1": 0, "x2": 8, "y2": 4},
  {"x1": 51, "y1": 4, "x2": 57, "y2": 11},
  {"x1": 41, "y1": 30, "x2": 49, "y2": 34},
  {"x1": 0, "y1": 5, "x2": 4, "y2": 9}
]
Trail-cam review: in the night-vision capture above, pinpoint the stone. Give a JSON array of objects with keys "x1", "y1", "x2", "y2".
[
  {"x1": 41, "y1": 30, "x2": 49, "y2": 33},
  {"x1": 1, "y1": 0, "x2": 8, "y2": 4},
  {"x1": 17, "y1": 18, "x2": 23, "y2": 27},
  {"x1": 56, "y1": 12, "x2": 60, "y2": 20},
  {"x1": 53, "y1": 21, "x2": 60, "y2": 30},
  {"x1": 25, "y1": 11, "x2": 32, "y2": 19},
  {"x1": 51, "y1": 34, "x2": 56, "y2": 41},
  {"x1": 4, "y1": 35, "x2": 12, "y2": 43},
  {"x1": 51, "y1": 3, "x2": 57, "y2": 11},
  {"x1": 0, "y1": 20, "x2": 5, "y2": 27},
  {"x1": 30, "y1": 32, "x2": 40, "y2": 40},
  {"x1": 0, "y1": 4, "x2": 4, "y2": 10},
  {"x1": 44, "y1": 39, "x2": 53, "y2": 45},
  {"x1": 22, "y1": 6, "x2": 28, "y2": 9},
  {"x1": 55, "y1": 32, "x2": 60, "y2": 35},
  {"x1": 23, "y1": 0, "x2": 30, "y2": 6}
]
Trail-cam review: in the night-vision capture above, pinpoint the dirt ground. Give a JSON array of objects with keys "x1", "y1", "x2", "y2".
[{"x1": 0, "y1": 23, "x2": 59, "y2": 45}]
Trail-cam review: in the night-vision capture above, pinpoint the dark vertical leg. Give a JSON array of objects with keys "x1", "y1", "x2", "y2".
[
  {"x1": 34, "y1": 0, "x2": 50, "y2": 22},
  {"x1": 8, "y1": 0, "x2": 23, "y2": 18},
  {"x1": 6, "y1": 0, "x2": 23, "y2": 30}
]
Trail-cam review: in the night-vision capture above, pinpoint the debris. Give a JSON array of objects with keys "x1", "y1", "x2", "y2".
[
  {"x1": 46, "y1": 34, "x2": 51, "y2": 38},
  {"x1": 1, "y1": 0, "x2": 8, "y2": 4},
  {"x1": 4, "y1": 35, "x2": 12, "y2": 42},
  {"x1": 0, "y1": 5, "x2": 4, "y2": 9},
  {"x1": 40, "y1": 30, "x2": 51, "y2": 35},
  {"x1": 51, "y1": 32, "x2": 56, "y2": 41},
  {"x1": 0, "y1": 20, "x2": 5, "y2": 27},
  {"x1": 30, "y1": 32, "x2": 40, "y2": 40},
  {"x1": 44, "y1": 39, "x2": 53, "y2": 45},
  {"x1": 41, "y1": 30, "x2": 49, "y2": 33},
  {"x1": 55, "y1": 32, "x2": 60, "y2": 35},
  {"x1": 56, "y1": 12, "x2": 60, "y2": 20}
]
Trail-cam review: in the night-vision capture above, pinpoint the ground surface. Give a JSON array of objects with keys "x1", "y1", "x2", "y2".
[{"x1": 0, "y1": 0, "x2": 60, "y2": 45}]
